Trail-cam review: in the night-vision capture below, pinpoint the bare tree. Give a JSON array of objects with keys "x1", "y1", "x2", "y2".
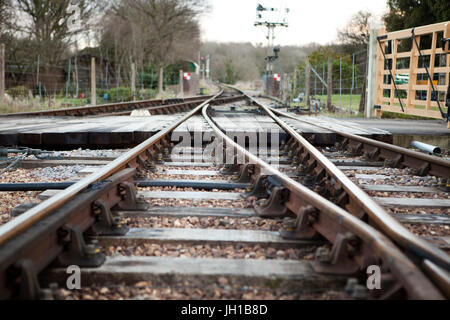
[
  {"x1": 201, "y1": 42, "x2": 313, "y2": 84},
  {"x1": 0, "y1": 0, "x2": 10, "y2": 27},
  {"x1": 338, "y1": 11, "x2": 373, "y2": 50},
  {"x1": 12, "y1": 0, "x2": 104, "y2": 64},
  {"x1": 118, "y1": 0, "x2": 208, "y2": 96}
]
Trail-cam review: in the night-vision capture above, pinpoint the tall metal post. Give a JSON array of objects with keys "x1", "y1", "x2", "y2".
[{"x1": 255, "y1": 4, "x2": 289, "y2": 94}]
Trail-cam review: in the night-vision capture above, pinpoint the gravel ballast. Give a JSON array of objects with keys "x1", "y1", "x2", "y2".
[
  {"x1": 105, "y1": 243, "x2": 315, "y2": 261},
  {"x1": 56, "y1": 283, "x2": 349, "y2": 300},
  {"x1": 127, "y1": 216, "x2": 282, "y2": 231}
]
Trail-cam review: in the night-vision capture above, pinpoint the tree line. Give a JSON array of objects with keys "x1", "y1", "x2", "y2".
[
  {"x1": 0, "y1": 0, "x2": 447, "y2": 95},
  {"x1": 0, "y1": 0, "x2": 208, "y2": 96}
]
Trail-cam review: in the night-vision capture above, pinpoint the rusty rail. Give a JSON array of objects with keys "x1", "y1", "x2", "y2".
[
  {"x1": 0, "y1": 90, "x2": 248, "y2": 299},
  {"x1": 228, "y1": 91, "x2": 449, "y2": 296},
  {"x1": 0, "y1": 92, "x2": 245, "y2": 246},
  {"x1": 202, "y1": 103, "x2": 444, "y2": 299},
  {"x1": 0, "y1": 95, "x2": 213, "y2": 117},
  {"x1": 250, "y1": 97, "x2": 450, "y2": 269},
  {"x1": 0, "y1": 85, "x2": 447, "y2": 299},
  {"x1": 270, "y1": 108, "x2": 450, "y2": 180}
]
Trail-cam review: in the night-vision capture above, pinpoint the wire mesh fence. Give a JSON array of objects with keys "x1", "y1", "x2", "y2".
[
  {"x1": 1, "y1": 56, "x2": 183, "y2": 114},
  {"x1": 289, "y1": 49, "x2": 368, "y2": 114}
]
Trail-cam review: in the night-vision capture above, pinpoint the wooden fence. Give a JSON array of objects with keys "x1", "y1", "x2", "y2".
[{"x1": 375, "y1": 21, "x2": 450, "y2": 123}]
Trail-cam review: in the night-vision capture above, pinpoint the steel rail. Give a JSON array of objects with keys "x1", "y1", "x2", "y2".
[
  {"x1": 0, "y1": 92, "x2": 224, "y2": 247},
  {"x1": 270, "y1": 108, "x2": 450, "y2": 179},
  {"x1": 245, "y1": 95, "x2": 450, "y2": 272},
  {"x1": 0, "y1": 95, "x2": 213, "y2": 117},
  {"x1": 202, "y1": 103, "x2": 444, "y2": 299}
]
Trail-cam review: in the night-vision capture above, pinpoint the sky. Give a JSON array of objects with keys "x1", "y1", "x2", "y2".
[{"x1": 200, "y1": 0, "x2": 388, "y2": 46}]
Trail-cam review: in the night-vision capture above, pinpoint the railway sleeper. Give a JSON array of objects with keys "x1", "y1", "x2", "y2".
[
  {"x1": 235, "y1": 92, "x2": 448, "y2": 299},
  {"x1": 262, "y1": 184, "x2": 412, "y2": 299},
  {"x1": 341, "y1": 138, "x2": 444, "y2": 178},
  {"x1": 0, "y1": 168, "x2": 143, "y2": 300},
  {"x1": 280, "y1": 206, "x2": 409, "y2": 299}
]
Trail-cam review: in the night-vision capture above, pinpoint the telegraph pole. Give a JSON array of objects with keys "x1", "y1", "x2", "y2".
[{"x1": 254, "y1": 4, "x2": 289, "y2": 74}]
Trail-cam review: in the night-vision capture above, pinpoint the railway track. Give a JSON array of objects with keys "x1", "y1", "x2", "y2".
[
  {"x1": 0, "y1": 87, "x2": 448, "y2": 300},
  {"x1": 0, "y1": 95, "x2": 215, "y2": 117}
]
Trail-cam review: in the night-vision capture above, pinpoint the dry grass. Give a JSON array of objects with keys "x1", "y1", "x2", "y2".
[{"x1": 0, "y1": 96, "x2": 73, "y2": 114}]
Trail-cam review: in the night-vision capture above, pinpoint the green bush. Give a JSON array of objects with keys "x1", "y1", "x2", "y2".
[
  {"x1": 138, "y1": 89, "x2": 156, "y2": 100},
  {"x1": 58, "y1": 83, "x2": 79, "y2": 98},
  {"x1": 107, "y1": 87, "x2": 133, "y2": 102},
  {"x1": 96, "y1": 88, "x2": 108, "y2": 97},
  {"x1": 6, "y1": 86, "x2": 30, "y2": 99}
]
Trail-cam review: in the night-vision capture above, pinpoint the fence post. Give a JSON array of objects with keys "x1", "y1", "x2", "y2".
[
  {"x1": 305, "y1": 60, "x2": 311, "y2": 108},
  {"x1": 314, "y1": 67, "x2": 317, "y2": 97},
  {"x1": 179, "y1": 70, "x2": 184, "y2": 98},
  {"x1": 65, "y1": 58, "x2": 71, "y2": 101},
  {"x1": 350, "y1": 53, "x2": 355, "y2": 113},
  {"x1": 293, "y1": 69, "x2": 297, "y2": 98},
  {"x1": 91, "y1": 57, "x2": 96, "y2": 106},
  {"x1": 158, "y1": 66, "x2": 164, "y2": 97},
  {"x1": 105, "y1": 62, "x2": 109, "y2": 91},
  {"x1": 327, "y1": 58, "x2": 332, "y2": 111},
  {"x1": 339, "y1": 57, "x2": 342, "y2": 108},
  {"x1": 366, "y1": 23, "x2": 381, "y2": 118},
  {"x1": 322, "y1": 63, "x2": 325, "y2": 96},
  {"x1": 360, "y1": 50, "x2": 368, "y2": 114},
  {"x1": 0, "y1": 44, "x2": 5, "y2": 101},
  {"x1": 37, "y1": 55, "x2": 42, "y2": 102},
  {"x1": 131, "y1": 62, "x2": 136, "y2": 101},
  {"x1": 74, "y1": 55, "x2": 79, "y2": 98}
]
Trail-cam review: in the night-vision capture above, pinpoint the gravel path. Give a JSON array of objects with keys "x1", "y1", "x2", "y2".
[
  {"x1": 139, "y1": 186, "x2": 244, "y2": 193},
  {"x1": 146, "y1": 173, "x2": 231, "y2": 181},
  {"x1": 0, "y1": 191, "x2": 41, "y2": 225},
  {"x1": 404, "y1": 224, "x2": 449, "y2": 237},
  {"x1": 349, "y1": 168, "x2": 441, "y2": 186},
  {"x1": 57, "y1": 284, "x2": 349, "y2": 300},
  {"x1": 145, "y1": 197, "x2": 256, "y2": 209},
  {"x1": 387, "y1": 207, "x2": 450, "y2": 215},
  {"x1": 127, "y1": 216, "x2": 281, "y2": 231},
  {"x1": 105, "y1": 243, "x2": 315, "y2": 261},
  {"x1": 159, "y1": 166, "x2": 219, "y2": 171},
  {"x1": 51, "y1": 148, "x2": 126, "y2": 158},
  {"x1": 0, "y1": 166, "x2": 85, "y2": 183},
  {"x1": 368, "y1": 191, "x2": 450, "y2": 200}
]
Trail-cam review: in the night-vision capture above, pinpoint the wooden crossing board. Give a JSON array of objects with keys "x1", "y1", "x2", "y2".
[{"x1": 0, "y1": 112, "x2": 392, "y2": 149}]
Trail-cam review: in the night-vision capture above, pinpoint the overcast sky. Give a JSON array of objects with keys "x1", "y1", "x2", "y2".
[{"x1": 200, "y1": 0, "x2": 388, "y2": 46}]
